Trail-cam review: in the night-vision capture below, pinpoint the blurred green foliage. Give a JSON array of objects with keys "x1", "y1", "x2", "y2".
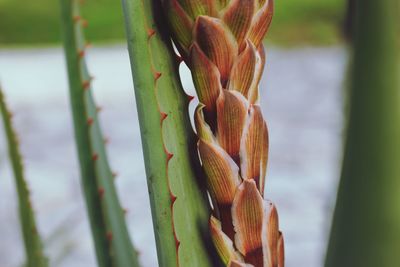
[
  {"x1": 270, "y1": 0, "x2": 346, "y2": 45},
  {"x1": 0, "y1": 0, "x2": 124, "y2": 45},
  {"x1": 0, "y1": 0, "x2": 345, "y2": 46}
]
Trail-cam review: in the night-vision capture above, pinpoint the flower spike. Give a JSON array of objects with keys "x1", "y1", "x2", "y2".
[{"x1": 163, "y1": 0, "x2": 283, "y2": 264}]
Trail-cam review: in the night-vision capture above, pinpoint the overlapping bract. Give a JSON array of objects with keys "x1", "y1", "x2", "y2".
[{"x1": 164, "y1": 0, "x2": 283, "y2": 265}]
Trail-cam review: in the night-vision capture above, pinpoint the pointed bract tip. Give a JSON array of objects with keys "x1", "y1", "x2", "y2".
[{"x1": 232, "y1": 179, "x2": 264, "y2": 256}]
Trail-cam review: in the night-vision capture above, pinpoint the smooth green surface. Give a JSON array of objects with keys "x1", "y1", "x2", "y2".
[
  {"x1": 325, "y1": 0, "x2": 400, "y2": 266},
  {"x1": 0, "y1": 0, "x2": 345, "y2": 46},
  {"x1": 122, "y1": 0, "x2": 214, "y2": 265},
  {"x1": 0, "y1": 89, "x2": 48, "y2": 267},
  {"x1": 59, "y1": 1, "x2": 140, "y2": 266}
]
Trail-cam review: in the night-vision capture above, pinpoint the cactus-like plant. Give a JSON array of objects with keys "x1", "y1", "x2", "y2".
[
  {"x1": 59, "y1": 1, "x2": 140, "y2": 266},
  {"x1": 0, "y1": 88, "x2": 48, "y2": 267},
  {"x1": 162, "y1": 0, "x2": 285, "y2": 265}
]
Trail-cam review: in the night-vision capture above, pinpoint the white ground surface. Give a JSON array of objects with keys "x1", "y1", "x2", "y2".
[{"x1": 0, "y1": 45, "x2": 346, "y2": 267}]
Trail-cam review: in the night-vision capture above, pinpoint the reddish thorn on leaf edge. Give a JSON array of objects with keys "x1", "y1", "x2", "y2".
[
  {"x1": 106, "y1": 232, "x2": 113, "y2": 241},
  {"x1": 73, "y1": 15, "x2": 81, "y2": 22},
  {"x1": 187, "y1": 94, "x2": 195, "y2": 102},
  {"x1": 82, "y1": 80, "x2": 91, "y2": 90},
  {"x1": 170, "y1": 208, "x2": 181, "y2": 252},
  {"x1": 147, "y1": 28, "x2": 156, "y2": 38},
  {"x1": 87, "y1": 117, "x2": 94, "y2": 126},
  {"x1": 92, "y1": 153, "x2": 99, "y2": 161},
  {"x1": 98, "y1": 187, "x2": 105, "y2": 198},
  {"x1": 104, "y1": 137, "x2": 110, "y2": 145},
  {"x1": 170, "y1": 193, "x2": 177, "y2": 205},
  {"x1": 160, "y1": 112, "x2": 168, "y2": 122},
  {"x1": 173, "y1": 228, "x2": 181, "y2": 253},
  {"x1": 166, "y1": 151, "x2": 174, "y2": 162},
  {"x1": 78, "y1": 49, "x2": 85, "y2": 59},
  {"x1": 153, "y1": 71, "x2": 162, "y2": 81},
  {"x1": 81, "y1": 19, "x2": 88, "y2": 28}
]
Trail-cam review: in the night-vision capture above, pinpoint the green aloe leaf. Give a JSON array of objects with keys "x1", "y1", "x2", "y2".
[
  {"x1": 59, "y1": 1, "x2": 140, "y2": 266},
  {"x1": 121, "y1": 0, "x2": 214, "y2": 265},
  {"x1": 0, "y1": 88, "x2": 48, "y2": 267},
  {"x1": 325, "y1": 0, "x2": 400, "y2": 266}
]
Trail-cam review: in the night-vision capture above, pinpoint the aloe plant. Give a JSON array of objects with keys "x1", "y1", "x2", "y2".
[
  {"x1": 0, "y1": 89, "x2": 48, "y2": 267},
  {"x1": 163, "y1": 0, "x2": 284, "y2": 265},
  {"x1": 1, "y1": 0, "x2": 285, "y2": 265},
  {"x1": 325, "y1": 0, "x2": 400, "y2": 266},
  {"x1": 59, "y1": 1, "x2": 140, "y2": 266}
]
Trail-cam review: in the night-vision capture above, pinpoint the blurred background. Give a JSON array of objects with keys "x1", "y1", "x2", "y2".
[{"x1": 0, "y1": 0, "x2": 350, "y2": 266}]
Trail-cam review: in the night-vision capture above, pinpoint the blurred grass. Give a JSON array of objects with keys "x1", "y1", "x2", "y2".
[
  {"x1": 270, "y1": 0, "x2": 346, "y2": 46},
  {"x1": 0, "y1": 0, "x2": 345, "y2": 46}
]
